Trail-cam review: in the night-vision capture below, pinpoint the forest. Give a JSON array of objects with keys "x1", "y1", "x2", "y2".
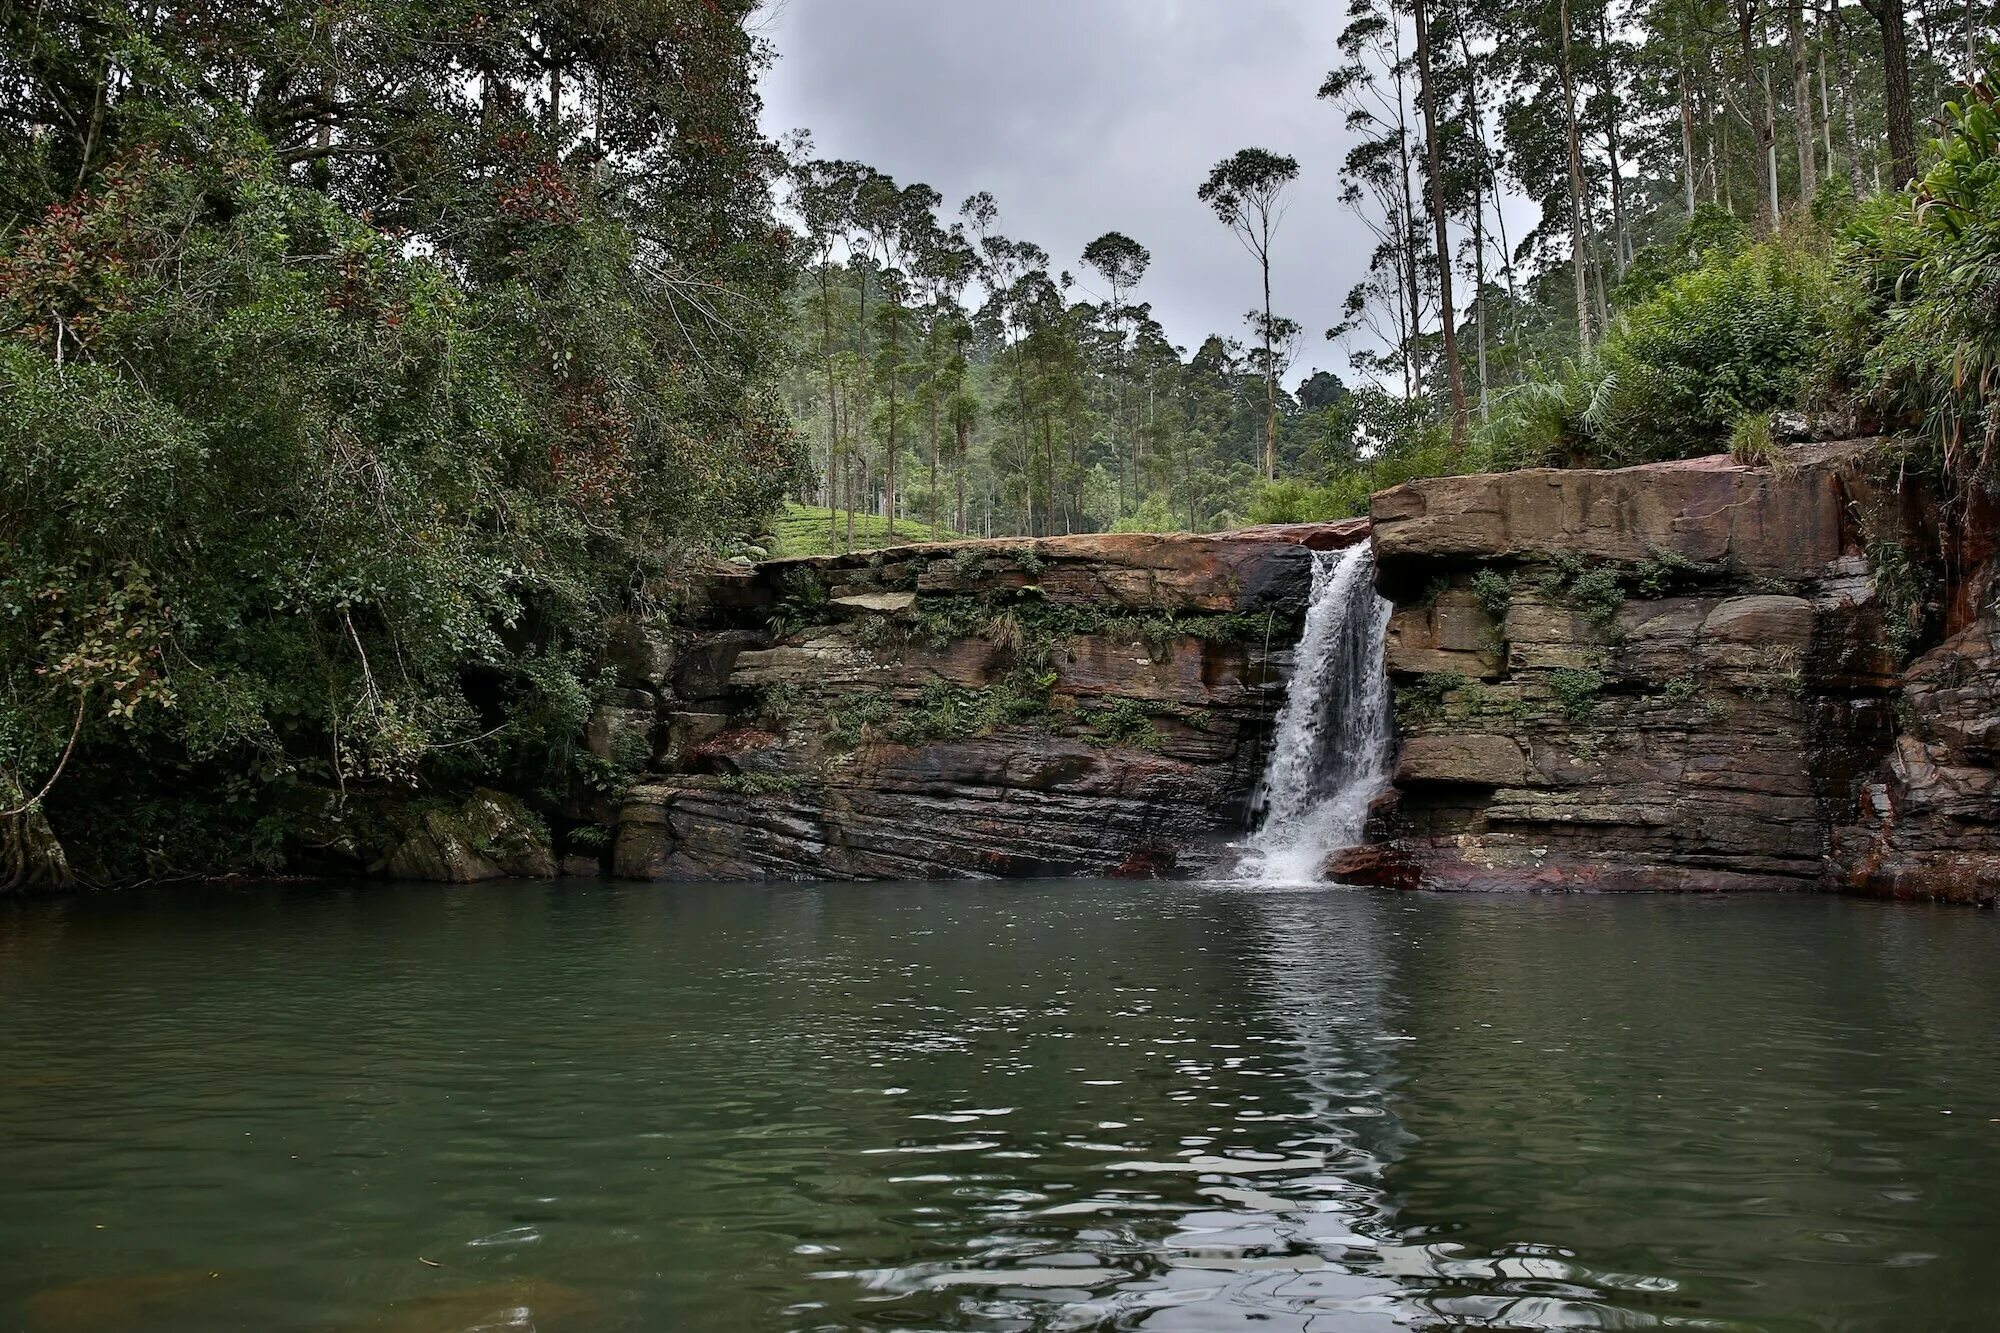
[
  {"x1": 2, "y1": 0, "x2": 1996, "y2": 882},
  {"x1": 773, "y1": 0, "x2": 1998, "y2": 547}
]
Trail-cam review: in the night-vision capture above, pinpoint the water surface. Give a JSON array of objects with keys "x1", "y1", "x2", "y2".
[{"x1": 2, "y1": 882, "x2": 1997, "y2": 1331}]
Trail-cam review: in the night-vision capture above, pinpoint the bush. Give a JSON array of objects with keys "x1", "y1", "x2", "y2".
[
  {"x1": 1470, "y1": 568, "x2": 1513, "y2": 623},
  {"x1": 1588, "y1": 239, "x2": 1837, "y2": 464},
  {"x1": 1548, "y1": 668, "x2": 1605, "y2": 723},
  {"x1": 1845, "y1": 75, "x2": 2000, "y2": 487}
]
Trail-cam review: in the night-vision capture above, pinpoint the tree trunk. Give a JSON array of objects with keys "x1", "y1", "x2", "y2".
[
  {"x1": 1260, "y1": 225, "x2": 1278, "y2": 481},
  {"x1": 1834, "y1": 3, "x2": 1869, "y2": 194},
  {"x1": 1789, "y1": 0, "x2": 1819, "y2": 200},
  {"x1": 1738, "y1": 0, "x2": 1779, "y2": 229},
  {"x1": 1560, "y1": 0, "x2": 1594, "y2": 350},
  {"x1": 1461, "y1": 28, "x2": 1491, "y2": 421},
  {"x1": 927, "y1": 392, "x2": 941, "y2": 534},
  {"x1": 955, "y1": 413, "x2": 969, "y2": 533},
  {"x1": 1414, "y1": 0, "x2": 1467, "y2": 449},
  {"x1": 885, "y1": 300, "x2": 899, "y2": 537},
  {"x1": 1762, "y1": 54, "x2": 1782, "y2": 223},
  {"x1": 822, "y1": 266, "x2": 839, "y2": 549},
  {"x1": 1862, "y1": 0, "x2": 1917, "y2": 185},
  {"x1": 1390, "y1": 19, "x2": 1426, "y2": 397},
  {"x1": 1599, "y1": 11, "x2": 1632, "y2": 275},
  {"x1": 1680, "y1": 67, "x2": 1700, "y2": 216}
]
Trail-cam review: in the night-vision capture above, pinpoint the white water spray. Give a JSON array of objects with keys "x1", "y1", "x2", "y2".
[{"x1": 1236, "y1": 543, "x2": 1394, "y2": 886}]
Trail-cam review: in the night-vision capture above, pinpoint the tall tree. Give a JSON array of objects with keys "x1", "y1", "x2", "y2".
[
  {"x1": 1081, "y1": 231, "x2": 1152, "y2": 510},
  {"x1": 1560, "y1": 0, "x2": 1598, "y2": 348},
  {"x1": 1198, "y1": 148, "x2": 1302, "y2": 479},
  {"x1": 1412, "y1": 0, "x2": 1470, "y2": 449},
  {"x1": 1859, "y1": 0, "x2": 1918, "y2": 184}
]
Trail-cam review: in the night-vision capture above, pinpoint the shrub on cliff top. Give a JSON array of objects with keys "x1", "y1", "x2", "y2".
[
  {"x1": 1586, "y1": 240, "x2": 1838, "y2": 465},
  {"x1": 1845, "y1": 75, "x2": 2000, "y2": 489}
]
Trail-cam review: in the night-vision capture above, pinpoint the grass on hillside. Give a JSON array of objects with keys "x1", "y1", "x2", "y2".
[{"x1": 769, "y1": 504, "x2": 958, "y2": 559}]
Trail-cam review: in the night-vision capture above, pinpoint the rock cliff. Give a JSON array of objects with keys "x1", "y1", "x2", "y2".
[
  {"x1": 1342, "y1": 439, "x2": 2000, "y2": 904},
  {"x1": 581, "y1": 523, "x2": 1367, "y2": 881}
]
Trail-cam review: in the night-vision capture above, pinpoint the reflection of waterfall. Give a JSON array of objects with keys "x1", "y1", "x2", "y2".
[{"x1": 1238, "y1": 543, "x2": 1394, "y2": 886}]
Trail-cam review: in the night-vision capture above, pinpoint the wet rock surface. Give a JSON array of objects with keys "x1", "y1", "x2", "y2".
[
  {"x1": 1353, "y1": 441, "x2": 1983, "y2": 898},
  {"x1": 593, "y1": 521, "x2": 1368, "y2": 881}
]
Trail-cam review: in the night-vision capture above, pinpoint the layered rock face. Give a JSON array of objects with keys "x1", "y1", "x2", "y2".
[
  {"x1": 1342, "y1": 441, "x2": 1943, "y2": 895},
  {"x1": 1830, "y1": 489, "x2": 2000, "y2": 904},
  {"x1": 588, "y1": 523, "x2": 1366, "y2": 881}
]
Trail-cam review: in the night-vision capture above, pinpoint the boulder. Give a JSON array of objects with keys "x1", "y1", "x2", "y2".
[
  {"x1": 602, "y1": 615, "x2": 678, "y2": 689},
  {"x1": 378, "y1": 789, "x2": 557, "y2": 883}
]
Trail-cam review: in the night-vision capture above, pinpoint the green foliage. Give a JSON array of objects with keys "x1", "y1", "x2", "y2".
[
  {"x1": 715, "y1": 772, "x2": 804, "y2": 797},
  {"x1": 1538, "y1": 555, "x2": 1626, "y2": 634},
  {"x1": 1588, "y1": 241, "x2": 1837, "y2": 464},
  {"x1": 881, "y1": 676, "x2": 1053, "y2": 745},
  {"x1": 1478, "y1": 367, "x2": 1595, "y2": 470},
  {"x1": 1845, "y1": 76, "x2": 2000, "y2": 488},
  {"x1": 1396, "y1": 671, "x2": 1468, "y2": 727},
  {"x1": 1728, "y1": 411, "x2": 1780, "y2": 467},
  {"x1": 1085, "y1": 698, "x2": 1162, "y2": 750},
  {"x1": 566, "y1": 824, "x2": 612, "y2": 854},
  {"x1": 1867, "y1": 541, "x2": 1942, "y2": 662},
  {"x1": 759, "y1": 684, "x2": 806, "y2": 727},
  {"x1": 1661, "y1": 670, "x2": 1707, "y2": 713},
  {"x1": 1470, "y1": 569, "x2": 1513, "y2": 623},
  {"x1": 950, "y1": 548, "x2": 986, "y2": 581},
  {"x1": 910, "y1": 596, "x2": 991, "y2": 652},
  {"x1": 827, "y1": 695, "x2": 893, "y2": 749},
  {"x1": 0, "y1": 4, "x2": 795, "y2": 879},
  {"x1": 1247, "y1": 478, "x2": 1356, "y2": 524},
  {"x1": 1548, "y1": 668, "x2": 1606, "y2": 723},
  {"x1": 1632, "y1": 546, "x2": 1727, "y2": 598},
  {"x1": 768, "y1": 569, "x2": 833, "y2": 639}
]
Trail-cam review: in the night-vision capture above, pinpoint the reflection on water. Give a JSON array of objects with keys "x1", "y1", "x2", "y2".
[{"x1": 2, "y1": 882, "x2": 1998, "y2": 1331}]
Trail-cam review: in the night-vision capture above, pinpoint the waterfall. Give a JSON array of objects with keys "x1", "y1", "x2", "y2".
[{"x1": 1236, "y1": 542, "x2": 1394, "y2": 886}]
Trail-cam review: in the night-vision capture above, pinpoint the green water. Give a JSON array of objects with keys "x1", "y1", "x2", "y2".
[{"x1": 2, "y1": 884, "x2": 1998, "y2": 1332}]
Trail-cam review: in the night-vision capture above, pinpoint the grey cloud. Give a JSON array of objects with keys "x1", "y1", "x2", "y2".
[{"x1": 756, "y1": 0, "x2": 1367, "y2": 388}]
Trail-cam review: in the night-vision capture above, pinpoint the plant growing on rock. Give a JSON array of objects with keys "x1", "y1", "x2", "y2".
[
  {"x1": 759, "y1": 684, "x2": 806, "y2": 728},
  {"x1": 716, "y1": 773, "x2": 804, "y2": 797},
  {"x1": 1087, "y1": 698, "x2": 1162, "y2": 750},
  {"x1": 1471, "y1": 569, "x2": 1513, "y2": 623},
  {"x1": 828, "y1": 696, "x2": 893, "y2": 749},
  {"x1": 1548, "y1": 668, "x2": 1605, "y2": 723},
  {"x1": 1867, "y1": 541, "x2": 1941, "y2": 662},
  {"x1": 1397, "y1": 671, "x2": 1468, "y2": 727},
  {"x1": 1539, "y1": 555, "x2": 1626, "y2": 637}
]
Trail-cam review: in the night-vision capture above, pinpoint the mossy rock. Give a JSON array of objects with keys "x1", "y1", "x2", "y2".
[{"x1": 377, "y1": 789, "x2": 557, "y2": 883}]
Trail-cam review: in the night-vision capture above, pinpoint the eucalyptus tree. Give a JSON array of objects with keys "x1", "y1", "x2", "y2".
[
  {"x1": 852, "y1": 173, "x2": 943, "y2": 535},
  {"x1": 1199, "y1": 148, "x2": 1302, "y2": 479},
  {"x1": 913, "y1": 221, "x2": 979, "y2": 531},
  {"x1": 1321, "y1": 5, "x2": 1425, "y2": 397},
  {"x1": 1411, "y1": 0, "x2": 1470, "y2": 448},
  {"x1": 1081, "y1": 230, "x2": 1152, "y2": 509},
  {"x1": 787, "y1": 152, "x2": 867, "y2": 544}
]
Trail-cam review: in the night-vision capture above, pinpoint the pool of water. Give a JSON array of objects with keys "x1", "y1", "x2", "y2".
[{"x1": 2, "y1": 882, "x2": 1998, "y2": 1331}]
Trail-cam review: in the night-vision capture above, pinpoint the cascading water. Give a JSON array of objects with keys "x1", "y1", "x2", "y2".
[{"x1": 1235, "y1": 542, "x2": 1394, "y2": 886}]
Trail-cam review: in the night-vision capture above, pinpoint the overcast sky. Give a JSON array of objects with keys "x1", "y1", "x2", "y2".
[{"x1": 753, "y1": 0, "x2": 1365, "y2": 389}]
